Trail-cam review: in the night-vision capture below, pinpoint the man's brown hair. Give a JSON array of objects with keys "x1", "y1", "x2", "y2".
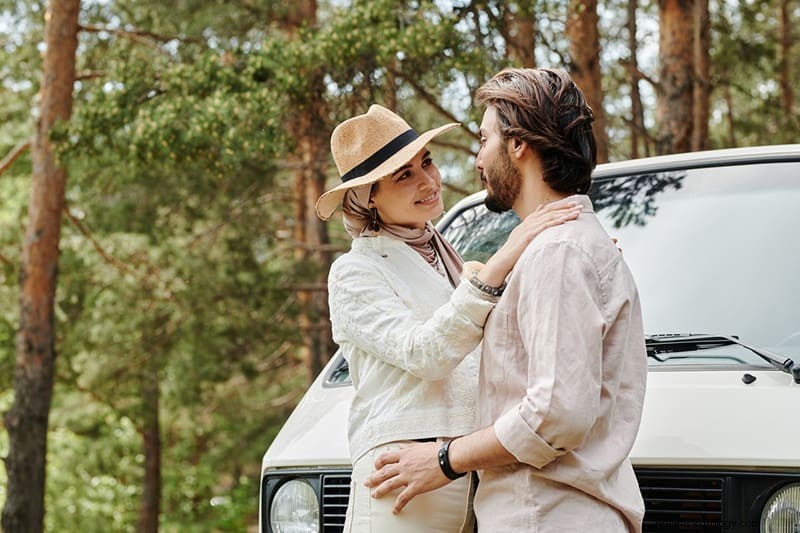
[{"x1": 476, "y1": 68, "x2": 597, "y2": 194}]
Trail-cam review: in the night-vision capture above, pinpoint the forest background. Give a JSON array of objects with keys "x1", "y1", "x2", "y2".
[{"x1": 0, "y1": 0, "x2": 797, "y2": 531}]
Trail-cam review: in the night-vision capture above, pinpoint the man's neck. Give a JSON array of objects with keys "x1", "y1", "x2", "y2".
[
  {"x1": 513, "y1": 179, "x2": 571, "y2": 219},
  {"x1": 510, "y1": 148, "x2": 574, "y2": 218}
]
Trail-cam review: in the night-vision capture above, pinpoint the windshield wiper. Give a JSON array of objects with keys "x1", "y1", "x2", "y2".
[{"x1": 645, "y1": 333, "x2": 800, "y2": 383}]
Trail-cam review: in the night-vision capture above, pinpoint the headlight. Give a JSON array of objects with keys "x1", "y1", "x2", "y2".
[
  {"x1": 761, "y1": 482, "x2": 800, "y2": 533},
  {"x1": 269, "y1": 479, "x2": 320, "y2": 533}
]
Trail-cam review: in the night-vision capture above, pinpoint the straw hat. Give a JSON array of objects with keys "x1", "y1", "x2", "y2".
[{"x1": 315, "y1": 104, "x2": 459, "y2": 220}]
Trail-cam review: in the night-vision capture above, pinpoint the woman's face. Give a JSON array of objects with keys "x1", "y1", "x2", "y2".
[{"x1": 370, "y1": 147, "x2": 444, "y2": 229}]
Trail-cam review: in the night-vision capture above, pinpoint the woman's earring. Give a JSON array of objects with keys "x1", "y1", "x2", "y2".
[{"x1": 369, "y1": 208, "x2": 380, "y2": 231}]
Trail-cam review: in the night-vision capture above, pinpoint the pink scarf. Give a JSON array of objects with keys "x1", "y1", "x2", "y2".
[{"x1": 342, "y1": 186, "x2": 464, "y2": 287}]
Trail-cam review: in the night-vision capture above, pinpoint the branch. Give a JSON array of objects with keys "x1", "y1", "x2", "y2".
[
  {"x1": 187, "y1": 182, "x2": 260, "y2": 249},
  {"x1": 268, "y1": 390, "x2": 302, "y2": 408},
  {"x1": 537, "y1": 31, "x2": 570, "y2": 67},
  {"x1": 63, "y1": 366, "x2": 120, "y2": 414},
  {"x1": 64, "y1": 204, "x2": 135, "y2": 277},
  {"x1": 256, "y1": 340, "x2": 293, "y2": 372},
  {"x1": 0, "y1": 137, "x2": 32, "y2": 176},
  {"x1": 291, "y1": 283, "x2": 328, "y2": 292},
  {"x1": 619, "y1": 114, "x2": 656, "y2": 144},
  {"x1": 0, "y1": 250, "x2": 13, "y2": 266},
  {"x1": 136, "y1": 88, "x2": 166, "y2": 105},
  {"x1": 79, "y1": 23, "x2": 202, "y2": 44},
  {"x1": 482, "y1": 2, "x2": 513, "y2": 51},
  {"x1": 76, "y1": 70, "x2": 106, "y2": 82},
  {"x1": 430, "y1": 139, "x2": 475, "y2": 157},
  {"x1": 619, "y1": 59, "x2": 659, "y2": 92},
  {"x1": 442, "y1": 181, "x2": 473, "y2": 198},
  {"x1": 294, "y1": 242, "x2": 347, "y2": 253},
  {"x1": 389, "y1": 67, "x2": 480, "y2": 141},
  {"x1": 64, "y1": 205, "x2": 186, "y2": 306}
]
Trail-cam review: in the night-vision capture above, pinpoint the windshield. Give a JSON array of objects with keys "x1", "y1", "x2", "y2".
[{"x1": 441, "y1": 161, "x2": 800, "y2": 369}]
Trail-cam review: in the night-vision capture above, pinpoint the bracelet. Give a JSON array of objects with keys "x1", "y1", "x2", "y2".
[
  {"x1": 468, "y1": 269, "x2": 507, "y2": 297},
  {"x1": 438, "y1": 439, "x2": 466, "y2": 480}
]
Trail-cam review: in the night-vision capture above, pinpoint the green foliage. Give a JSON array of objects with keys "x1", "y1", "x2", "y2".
[
  {"x1": 1, "y1": 0, "x2": 798, "y2": 530},
  {"x1": 711, "y1": 0, "x2": 800, "y2": 146},
  {"x1": 45, "y1": 404, "x2": 142, "y2": 532}
]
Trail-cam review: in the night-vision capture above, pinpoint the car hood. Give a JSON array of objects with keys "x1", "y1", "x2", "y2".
[
  {"x1": 262, "y1": 365, "x2": 800, "y2": 473},
  {"x1": 632, "y1": 368, "x2": 800, "y2": 467},
  {"x1": 261, "y1": 362, "x2": 352, "y2": 471}
]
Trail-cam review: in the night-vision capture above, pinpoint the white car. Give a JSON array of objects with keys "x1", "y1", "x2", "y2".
[{"x1": 259, "y1": 145, "x2": 800, "y2": 533}]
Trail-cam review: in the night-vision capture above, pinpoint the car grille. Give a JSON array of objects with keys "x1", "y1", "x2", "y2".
[
  {"x1": 321, "y1": 473, "x2": 351, "y2": 532},
  {"x1": 637, "y1": 471, "x2": 724, "y2": 532},
  {"x1": 316, "y1": 471, "x2": 727, "y2": 533}
]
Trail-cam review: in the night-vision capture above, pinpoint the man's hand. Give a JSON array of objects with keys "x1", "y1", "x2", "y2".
[
  {"x1": 363, "y1": 441, "x2": 451, "y2": 514},
  {"x1": 366, "y1": 428, "x2": 514, "y2": 514}
]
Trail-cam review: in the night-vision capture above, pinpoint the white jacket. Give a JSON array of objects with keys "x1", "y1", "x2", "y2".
[{"x1": 328, "y1": 235, "x2": 497, "y2": 462}]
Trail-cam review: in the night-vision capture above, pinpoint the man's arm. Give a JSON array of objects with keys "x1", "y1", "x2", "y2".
[
  {"x1": 495, "y1": 241, "x2": 606, "y2": 465},
  {"x1": 364, "y1": 426, "x2": 516, "y2": 514}
]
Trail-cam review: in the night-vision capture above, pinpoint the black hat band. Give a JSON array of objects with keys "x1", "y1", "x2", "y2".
[{"x1": 340, "y1": 129, "x2": 419, "y2": 183}]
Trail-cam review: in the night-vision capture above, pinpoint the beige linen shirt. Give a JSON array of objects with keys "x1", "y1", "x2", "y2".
[{"x1": 475, "y1": 195, "x2": 647, "y2": 532}]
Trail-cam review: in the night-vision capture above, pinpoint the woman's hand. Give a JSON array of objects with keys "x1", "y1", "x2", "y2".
[{"x1": 478, "y1": 202, "x2": 582, "y2": 288}]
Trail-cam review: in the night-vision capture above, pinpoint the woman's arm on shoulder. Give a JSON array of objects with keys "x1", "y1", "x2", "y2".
[{"x1": 328, "y1": 255, "x2": 494, "y2": 380}]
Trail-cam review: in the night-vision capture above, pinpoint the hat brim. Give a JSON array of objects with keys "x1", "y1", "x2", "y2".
[{"x1": 315, "y1": 122, "x2": 460, "y2": 220}]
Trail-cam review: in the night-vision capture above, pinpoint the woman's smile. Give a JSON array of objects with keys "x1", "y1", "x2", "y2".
[{"x1": 416, "y1": 190, "x2": 440, "y2": 206}]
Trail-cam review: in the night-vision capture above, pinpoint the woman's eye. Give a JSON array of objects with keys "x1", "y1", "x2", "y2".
[
  {"x1": 422, "y1": 158, "x2": 433, "y2": 167},
  {"x1": 396, "y1": 172, "x2": 410, "y2": 181}
]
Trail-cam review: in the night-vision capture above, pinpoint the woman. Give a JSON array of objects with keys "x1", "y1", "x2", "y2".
[{"x1": 315, "y1": 104, "x2": 580, "y2": 532}]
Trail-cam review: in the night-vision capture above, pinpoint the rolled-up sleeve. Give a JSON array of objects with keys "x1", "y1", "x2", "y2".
[
  {"x1": 494, "y1": 242, "x2": 607, "y2": 468},
  {"x1": 329, "y1": 256, "x2": 497, "y2": 380}
]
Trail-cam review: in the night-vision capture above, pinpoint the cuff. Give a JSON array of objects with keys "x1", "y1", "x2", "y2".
[
  {"x1": 494, "y1": 407, "x2": 562, "y2": 469},
  {"x1": 458, "y1": 261, "x2": 501, "y2": 304},
  {"x1": 451, "y1": 280, "x2": 498, "y2": 325}
]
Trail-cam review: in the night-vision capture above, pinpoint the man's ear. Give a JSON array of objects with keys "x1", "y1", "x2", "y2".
[{"x1": 508, "y1": 137, "x2": 527, "y2": 159}]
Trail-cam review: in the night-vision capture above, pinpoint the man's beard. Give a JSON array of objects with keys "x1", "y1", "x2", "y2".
[{"x1": 483, "y1": 147, "x2": 522, "y2": 213}]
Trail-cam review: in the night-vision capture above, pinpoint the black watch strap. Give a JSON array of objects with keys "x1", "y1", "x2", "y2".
[{"x1": 438, "y1": 439, "x2": 467, "y2": 480}]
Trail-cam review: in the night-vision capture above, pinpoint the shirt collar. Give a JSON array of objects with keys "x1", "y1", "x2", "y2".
[{"x1": 552, "y1": 193, "x2": 594, "y2": 214}]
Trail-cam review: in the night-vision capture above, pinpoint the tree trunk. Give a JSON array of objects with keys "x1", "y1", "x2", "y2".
[
  {"x1": 385, "y1": 65, "x2": 398, "y2": 111},
  {"x1": 626, "y1": 0, "x2": 649, "y2": 159},
  {"x1": 291, "y1": 121, "x2": 312, "y2": 380},
  {"x1": 306, "y1": 146, "x2": 334, "y2": 379},
  {"x1": 502, "y1": 2, "x2": 537, "y2": 68},
  {"x1": 778, "y1": 0, "x2": 794, "y2": 117},
  {"x1": 294, "y1": 120, "x2": 332, "y2": 382},
  {"x1": 691, "y1": 0, "x2": 711, "y2": 151},
  {"x1": 285, "y1": 0, "x2": 333, "y2": 383},
  {"x1": 566, "y1": 0, "x2": 609, "y2": 162},
  {"x1": 656, "y1": 0, "x2": 694, "y2": 155},
  {"x1": 2, "y1": 1, "x2": 80, "y2": 531},
  {"x1": 721, "y1": 82, "x2": 737, "y2": 147},
  {"x1": 137, "y1": 356, "x2": 161, "y2": 533}
]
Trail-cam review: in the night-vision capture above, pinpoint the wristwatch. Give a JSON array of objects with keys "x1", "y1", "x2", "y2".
[{"x1": 468, "y1": 269, "x2": 507, "y2": 297}]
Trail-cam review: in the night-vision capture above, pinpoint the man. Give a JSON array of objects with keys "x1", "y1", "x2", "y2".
[{"x1": 365, "y1": 68, "x2": 648, "y2": 531}]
